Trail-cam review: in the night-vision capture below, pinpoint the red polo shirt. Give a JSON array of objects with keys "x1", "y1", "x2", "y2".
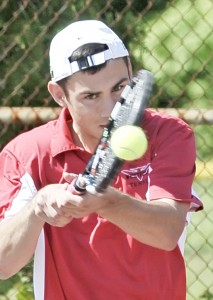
[{"x1": 0, "y1": 108, "x2": 202, "y2": 299}]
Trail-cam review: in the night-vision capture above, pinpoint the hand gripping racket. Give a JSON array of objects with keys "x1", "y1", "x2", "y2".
[{"x1": 70, "y1": 69, "x2": 154, "y2": 194}]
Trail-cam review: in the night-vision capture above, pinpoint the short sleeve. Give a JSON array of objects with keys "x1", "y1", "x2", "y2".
[
  {"x1": 0, "y1": 148, "x2": 36, "y2": 220},
  {"x1": 147, "y1": 116, "x2": 196, "y2": 203}
]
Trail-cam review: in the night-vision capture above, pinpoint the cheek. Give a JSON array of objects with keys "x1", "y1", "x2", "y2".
[
  {"x1": 77, "y1": 101, "x2": 99, "y2": 116},
  {"x1": 65, "y1": 94, "x2": 99, "y2": 123},
  {"x1": 68, "y1": 103, "x2": 97, "y2": 127}
]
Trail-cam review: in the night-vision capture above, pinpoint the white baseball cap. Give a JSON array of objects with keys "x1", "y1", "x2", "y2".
[{"x1": 49, "y1": 20, "x2": 129, "y2": 82}]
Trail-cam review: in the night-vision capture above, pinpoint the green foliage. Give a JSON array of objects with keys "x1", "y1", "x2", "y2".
[
  {"x1": 140, "y1": 0, "x2": 213, "y2": 109},
  {"x1": 193, "y1": 124, "x2": 213, "y2": 161},
  {"x1": 0, "y1": 263, "x2": 33, "y2": 300},
  {"x1": 200, "y1": 290, "x2": 213, "y2": 300},
  {"x1": 1, "y1": 0, "x2": 212, "y2": 109},
  {"x1": 0, "y1": 0, "x2": 169, "y2": 106},
  {"x1": 0, "y1": 274, "x2": 20, "y2": 295}
]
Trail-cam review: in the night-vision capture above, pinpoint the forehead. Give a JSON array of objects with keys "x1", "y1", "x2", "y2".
[{"x1": 65, "y1": 58, "x2": 129, "y2": 92}]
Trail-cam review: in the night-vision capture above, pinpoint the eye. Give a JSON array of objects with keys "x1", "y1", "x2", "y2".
[
  {"x1": 112, "y1": 81, "x2": 128, "y2": 93},
  {"x1": 85, "y1": 93, "x2": 98, "y2": 100},
  {"x1": 113, "y1": 84, "x2": 124, "y2": 92}
]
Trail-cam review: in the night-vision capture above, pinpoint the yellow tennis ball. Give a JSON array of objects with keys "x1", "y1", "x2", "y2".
[{"x1": 110, "y1": 125, "x2": 148, "y2": 161}]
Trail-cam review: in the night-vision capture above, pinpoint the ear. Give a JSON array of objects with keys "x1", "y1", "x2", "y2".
[{"x1": 47, "y1": 81, "x2": 67, "y2": 107}]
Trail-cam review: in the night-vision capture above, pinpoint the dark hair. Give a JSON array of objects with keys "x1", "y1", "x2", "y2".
[
  {"x1": 69, "y1": 43, "x2": 109, "y2": 75},
  {"x1": 57, "y1": 43, "x2": 129, "y2": 92}
]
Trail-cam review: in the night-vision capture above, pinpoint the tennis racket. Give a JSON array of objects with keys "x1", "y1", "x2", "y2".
[{"x1": 70, "y1": 69, "x2": 154, "y2": 194}]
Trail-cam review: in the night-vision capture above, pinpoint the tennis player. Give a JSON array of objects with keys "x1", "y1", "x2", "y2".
[{"x1": 0, "y1": 20, "x2": 202, "y2": 299}]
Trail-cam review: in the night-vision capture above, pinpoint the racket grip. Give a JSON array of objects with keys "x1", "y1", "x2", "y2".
[{"x1": 67, "y1": 175, "x2": 86, "y2": 195}]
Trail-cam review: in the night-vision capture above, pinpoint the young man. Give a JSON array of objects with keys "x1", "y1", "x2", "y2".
[{"x1": 0, "y1": 20, "x2": 202, "y2": 299}]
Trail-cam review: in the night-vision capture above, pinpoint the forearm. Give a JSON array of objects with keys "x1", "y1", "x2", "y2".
[
  {"x1": 97, "y1": 188, "x2": 189, "y2": 251},
  {"x1": 0, "y1": 199, "x2": 44, "y2": 279}
]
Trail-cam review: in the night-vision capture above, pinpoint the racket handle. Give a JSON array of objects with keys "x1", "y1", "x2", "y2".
[{"x1": 67, "y1": 175, "x2": 86, "y2": 195}]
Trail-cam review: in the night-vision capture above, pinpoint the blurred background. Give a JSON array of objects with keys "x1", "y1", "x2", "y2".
[{"x1": 0, "y1": 0, "x2": 212, "y2": 299}]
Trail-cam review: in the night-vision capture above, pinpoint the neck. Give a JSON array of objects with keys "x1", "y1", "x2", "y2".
[{"x1": 69, "y1": 123, "x2": 98, "y2": 154}]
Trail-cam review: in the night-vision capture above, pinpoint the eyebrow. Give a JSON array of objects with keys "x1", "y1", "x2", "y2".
[{"x1": 79, "y1": 77, "x2": 129, "y2": 96}]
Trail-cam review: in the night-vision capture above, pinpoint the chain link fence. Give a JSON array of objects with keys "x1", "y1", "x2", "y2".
[{"x1": 0, "y1": 0, "x2": 212, "y2": 299}]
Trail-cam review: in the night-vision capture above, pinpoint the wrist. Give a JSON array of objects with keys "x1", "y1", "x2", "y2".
[
  {"x1": 96, "y1": 187, "x2": 126, "y2": 216},
  {"x1": 30, "y1": 193, "x2": 46, "y2": 227}
]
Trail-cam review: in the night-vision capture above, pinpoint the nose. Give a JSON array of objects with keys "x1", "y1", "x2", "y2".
[{"x1": 101, "y1": 94, "x2": 117, "y2": 118}]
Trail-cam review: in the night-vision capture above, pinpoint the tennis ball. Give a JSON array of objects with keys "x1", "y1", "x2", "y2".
[{"x1": 110, "y1": 125, "x2": 148, "y2": 161}]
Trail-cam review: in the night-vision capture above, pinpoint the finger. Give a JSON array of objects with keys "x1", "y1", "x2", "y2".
[
  {"x1": 63, "y1": 172, "x2": 77, "y2": 183},
  {"x1": 35, "y1": 203, "x2": 73, "y2": 226}
]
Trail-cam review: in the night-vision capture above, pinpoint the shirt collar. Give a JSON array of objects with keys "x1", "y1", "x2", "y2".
[{"x1": 50, "y1": 107, "x2": 82, "y2": 157}]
